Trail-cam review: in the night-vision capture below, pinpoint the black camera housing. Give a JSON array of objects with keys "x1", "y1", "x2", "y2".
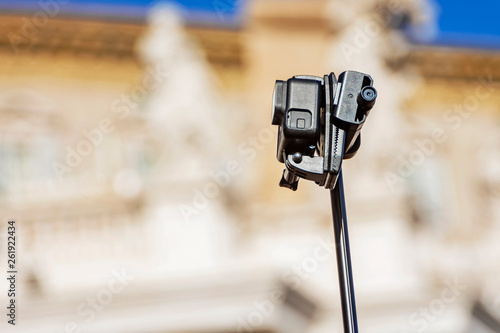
[{"x1": 272, "y1": 71, "x2": 377, "y2": 191}]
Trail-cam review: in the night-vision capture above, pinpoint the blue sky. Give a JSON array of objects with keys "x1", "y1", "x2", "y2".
[
  {"x1": 431, "y1": 0, "x2": 500, "y2": 48},
  {"x1": 1, "y1": 0, "x2": 499, "y2": 48}
]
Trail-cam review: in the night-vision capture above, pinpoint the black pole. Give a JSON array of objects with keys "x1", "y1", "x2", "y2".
[{"x1": 330, "y1": 170, "x2": 359, "y2": 333}]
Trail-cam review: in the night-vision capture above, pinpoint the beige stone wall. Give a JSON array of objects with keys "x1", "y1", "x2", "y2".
[{"x1": 0, "y1": 1, "x2": 499, "y2": 332}]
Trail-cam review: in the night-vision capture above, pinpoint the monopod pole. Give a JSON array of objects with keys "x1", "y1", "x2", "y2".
[{"x1": 330, "y1": 170, "x2": 359, "y2": 333}]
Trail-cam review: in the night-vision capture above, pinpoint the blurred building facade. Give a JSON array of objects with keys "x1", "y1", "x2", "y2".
[{"x1": 0, "y1": 0, "x2": 499, "y2": 332}]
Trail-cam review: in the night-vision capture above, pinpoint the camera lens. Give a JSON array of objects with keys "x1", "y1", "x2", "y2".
[{"x1": 272, "y1": 80, "x2": 285, "y2": 125}]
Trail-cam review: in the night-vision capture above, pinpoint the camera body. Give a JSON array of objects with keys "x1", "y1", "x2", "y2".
[{"x1": 272, "y1": 71, "x2": 377, "y2": 191}]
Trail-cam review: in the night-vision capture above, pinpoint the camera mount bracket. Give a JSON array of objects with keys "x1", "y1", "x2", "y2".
[{"x1": 273, "y1": 71, "x2": 376, "y2": 191}]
